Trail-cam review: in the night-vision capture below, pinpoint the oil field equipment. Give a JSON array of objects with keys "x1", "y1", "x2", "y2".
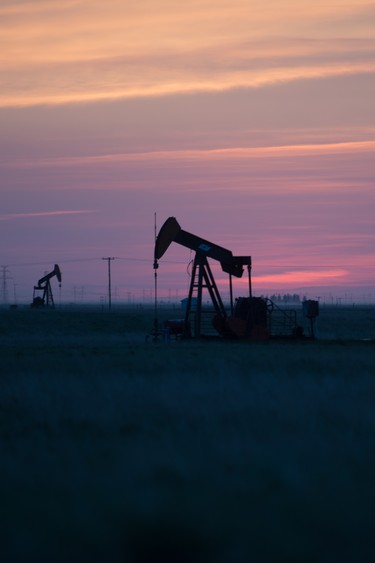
[
  {"x1": 31, "y1": 264, "x2": 62, "y2": 308},
  {"x1": 154, "y1": 217, "x2": 302, "y2": 340},
  {"x1": 303, "y1": 299, "x2": 319, "y2": 339}
]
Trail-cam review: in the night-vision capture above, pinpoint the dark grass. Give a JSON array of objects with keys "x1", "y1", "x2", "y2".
[{"x1": 1, "y1": 306, "x2": 375, "y2": 562}]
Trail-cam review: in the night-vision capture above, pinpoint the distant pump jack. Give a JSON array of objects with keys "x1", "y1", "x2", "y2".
[{"x1": 31, "y1": 264, "x2": 62, "y2": 308}]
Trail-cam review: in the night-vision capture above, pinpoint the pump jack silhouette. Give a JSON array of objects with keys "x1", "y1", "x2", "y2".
[
  {"x1": 154, "y1": 217, "x2": 302, "y2": 340},
  {"x1": 31, "y1": 264, "x2": 62, "y2": 308}
]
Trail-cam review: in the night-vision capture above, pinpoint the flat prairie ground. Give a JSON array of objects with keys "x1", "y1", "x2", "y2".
[{"x1": 1, "y1": 305, "x2": 375, "y2": 562}]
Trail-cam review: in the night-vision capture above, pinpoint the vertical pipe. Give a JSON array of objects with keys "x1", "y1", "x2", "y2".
[
  {"x1": 248, "y1": 264, "x2": 252, "y2": 298},
  {"x1": 229, "y1": 274, "x2": 233, "y2": 314}
]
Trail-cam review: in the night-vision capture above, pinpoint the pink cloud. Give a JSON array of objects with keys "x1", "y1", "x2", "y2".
[
  {"x1": 252, "y1": 269, "x2": 348, "y2": 288},
  {"x1": 0, "y1": 210, "x2": 96, "y2": 221}
]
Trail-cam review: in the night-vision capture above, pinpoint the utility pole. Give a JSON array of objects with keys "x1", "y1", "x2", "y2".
[
  {"x1": 102, "y1": 257, "x2": 115, "y2": 310},
  {"x1": 1, "y1": 265, "x2": 12, "y2": 305}
]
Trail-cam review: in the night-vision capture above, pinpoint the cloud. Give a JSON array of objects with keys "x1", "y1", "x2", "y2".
[
  {"x1": 253, "y1": 269, "x2": 349, "y2": 286},
  {"x1": 0, "y1": 210, "x2": 97, "y2": 221},
  {"x1": 2, "y1": 55, "x2": 374, "y2": 109},
  {"x1": 252, "y1": 269, "x2": 348, "y2": 287},
  {"x1": 4, "y1": 139, "x2": 374, "y2": 170},
  {"x1": 1, "y1": 0, "x2": 374, "y2": 107}
]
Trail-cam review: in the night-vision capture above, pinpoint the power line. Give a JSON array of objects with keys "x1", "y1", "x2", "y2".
[
  {"x1": 4, "y1": 258, "x2": 103, "y2": 267},
  {"x1": 5, "y1": 255, "x2": 375, "y2": 269},
  {"x1": 4, "y1": 256, "x2": 191, "y2": 268}
]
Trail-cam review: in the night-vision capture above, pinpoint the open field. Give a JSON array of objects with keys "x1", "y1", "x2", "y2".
[{"x1": 1, "y1": 306, "x2": 375, "y2": 562}]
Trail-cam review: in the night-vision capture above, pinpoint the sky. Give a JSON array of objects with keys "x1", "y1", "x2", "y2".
[{"x1": 1, "y1": 0, "x2": 374, "y2": 306}]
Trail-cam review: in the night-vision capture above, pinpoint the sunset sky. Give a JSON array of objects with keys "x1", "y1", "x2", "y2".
[{"x1": 1, "y1": 0, "x2": 374, "y2": 305}]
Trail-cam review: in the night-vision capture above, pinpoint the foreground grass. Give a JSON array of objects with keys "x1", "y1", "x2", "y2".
[{"x1": 1, "y1": 308, "x2": 375, "y2": 562}]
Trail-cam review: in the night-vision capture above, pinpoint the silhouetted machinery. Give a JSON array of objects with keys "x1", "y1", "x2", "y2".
[
  {"x1": 303, "y1": 299, "x2": 320, "y2": 339},
  {"x1": 155, "y1": 217, "x2": 305, "y2": 340},
  {"x1": 31, "y1": 264, "x2": 62, "y2": 308}
]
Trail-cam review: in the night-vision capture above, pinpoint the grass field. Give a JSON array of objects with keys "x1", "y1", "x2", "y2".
[{"x1": 1, "y1": 305, "x2": 375, "y2": 562}]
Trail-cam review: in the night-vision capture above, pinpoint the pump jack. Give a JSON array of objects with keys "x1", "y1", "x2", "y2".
[
  {"x1": 155, "y1": 217, "x2": 302, "y2": 340},
  {"x1": 31, "y1": 264, "x2": 62, "y2": 308}
]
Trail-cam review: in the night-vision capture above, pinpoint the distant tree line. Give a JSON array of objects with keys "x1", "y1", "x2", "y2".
[{"x1": 261, "y1": 293, "x2": 306, "y2": 303}]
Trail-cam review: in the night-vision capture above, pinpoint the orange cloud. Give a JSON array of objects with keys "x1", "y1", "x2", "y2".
[
  {"x1": 2, "y1": 62, "x2": 374, "y2": 108},
  {"x1": 1, "y1": 0, "x2": 374, "y2": 107}
]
